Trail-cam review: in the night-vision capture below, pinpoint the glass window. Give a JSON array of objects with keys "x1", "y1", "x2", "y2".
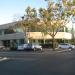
[
  {"x1": 0, "y1": 30, "x2": 2, "y2": 35},
  {"x1": 4, "y1": 29, "x2": 15, "y2": 34}
]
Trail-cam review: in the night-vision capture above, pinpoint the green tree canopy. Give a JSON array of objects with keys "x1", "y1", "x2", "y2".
[{"x1": 14, "y1": 0, "x2": 75, "y2": 49}]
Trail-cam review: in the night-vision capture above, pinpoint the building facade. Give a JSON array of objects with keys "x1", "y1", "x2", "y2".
[
  {"x1": 0, "y1": 22, "x2": 72, "y2": 47},
  {"x1": 0, "y1": 22, "x2": 25, "y2": 47}
]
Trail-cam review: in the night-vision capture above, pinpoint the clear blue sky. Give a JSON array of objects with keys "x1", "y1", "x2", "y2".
[{"x1": 0, "y1": 0, "x2": 56, "y2": 25}]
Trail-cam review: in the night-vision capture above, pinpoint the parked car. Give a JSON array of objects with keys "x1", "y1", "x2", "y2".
[
  {"x1": 31, "y1": 44, "x2": 42, "y2": 51},
  {"x1": 58, "y1": 43, "x2": 75, "y2": 49},
  {"x1": 17, "y1": 43, "x2": 42, "y2": 51},
  {"x1": 0, "y1": 45, "x2": 5, "y2": 49},
  {"x1": 17, "y1": 44, "x2": 27, "y2": 50}
]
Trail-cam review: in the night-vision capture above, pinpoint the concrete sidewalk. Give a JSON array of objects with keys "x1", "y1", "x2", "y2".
[{"x1": 0, "y1": 48, "x2": 73, "y2": 55}]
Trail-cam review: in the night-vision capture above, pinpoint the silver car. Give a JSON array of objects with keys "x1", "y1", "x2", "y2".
[
  {"x1": 31, "y1": 44, "x2": 42, "y2": 51},
  {"x1": 17, "y1": 44, "x2": 27, "y2": 50},
  {"x1": 17, "y1": 44, "x2": 42, "y2": 51},
  {"x1": 58, "y1": 43, "x2": 75, "y2": 49}
]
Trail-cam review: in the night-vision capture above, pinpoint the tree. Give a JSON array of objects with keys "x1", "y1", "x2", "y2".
[
  {"x1": 14, "y1": 6, "x2": 39, "y2": 43},
  {"x1": 14, "y1": 0, "x2": 75, "y2": 50},
  {"x1": 38, "y1": 0, "x2": 68, "y2": 50},
  {"x1": 62, "y1": 0, "x2": 75, "y2": 44},
  {"x1": 40, "y1": 0, "x2": 75, "y2": 50}
]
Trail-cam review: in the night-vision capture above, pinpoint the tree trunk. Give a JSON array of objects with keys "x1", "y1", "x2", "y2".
[
  {"x1": 44, "y1": 39, "x2": 46, "y2": 44},
  {"x1": 42, "y1": 33, "x2": 45, "y2": 44},
  {"x1": 52, "y1": 36, "x2": 55, "y2": 51},
  {"x1": 24, "y1": 32, "x2": 29, "y2": 44}
]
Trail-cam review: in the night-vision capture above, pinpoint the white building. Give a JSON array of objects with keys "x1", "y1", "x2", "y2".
[{"x1": 0, "y1": 22, "x2": 72, "y2": 47}]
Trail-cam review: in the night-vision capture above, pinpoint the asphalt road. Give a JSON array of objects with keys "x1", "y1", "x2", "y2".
[{"x1": 0, "y1": 49, "x2": 75, "y2": 75}]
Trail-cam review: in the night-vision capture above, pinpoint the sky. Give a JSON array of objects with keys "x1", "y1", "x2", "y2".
[
  {"x1": 0, "y1": 0, "x2": 57, "y2": 25},
  {"x1": 0, "y1": 0, "x2": 48, "y2": 25}
]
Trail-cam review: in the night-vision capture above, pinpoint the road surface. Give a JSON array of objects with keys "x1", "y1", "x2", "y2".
[{"x1": 0, "y1": 49, "x2": 74, "y2": 75}]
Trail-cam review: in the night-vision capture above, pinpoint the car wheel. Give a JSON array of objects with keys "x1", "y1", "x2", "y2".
[
  {"x1": 59, "y1": 47, "x2": 61, "y2": 49},
  {"x1": 33, "y1": 48, "x2": 36, "y2": 51},
  {"x1": 40, "y1": 48, "x2": 42, "y2": 51},
  {"x1": 68, "y1": 47, "x2": 72, "y2": 50}
]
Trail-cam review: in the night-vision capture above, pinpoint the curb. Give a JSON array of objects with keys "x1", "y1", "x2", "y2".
[{"x1": 56, "y1": 49, "x2": 72, "y2": 53}]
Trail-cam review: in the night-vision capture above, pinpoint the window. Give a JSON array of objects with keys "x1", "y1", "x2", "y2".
[
  {"x1": 0, "y1": 30, "x2": 2, "y2": 35},
  {"x1": 4, "y1": 29, "x2": 15, "y2": 34}
]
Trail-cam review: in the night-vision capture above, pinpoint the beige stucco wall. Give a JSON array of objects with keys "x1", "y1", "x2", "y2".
[
  {"x1": 0, "y1": 32, "x2": 72, "y2": 40},
  {"x1": 28, "y1": 32, "x2": 72, "y2": 40}
]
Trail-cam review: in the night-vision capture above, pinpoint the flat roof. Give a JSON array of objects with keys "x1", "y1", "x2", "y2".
[{"x1": 0, "y1": 22, "x2": 16, "y2": 29}]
